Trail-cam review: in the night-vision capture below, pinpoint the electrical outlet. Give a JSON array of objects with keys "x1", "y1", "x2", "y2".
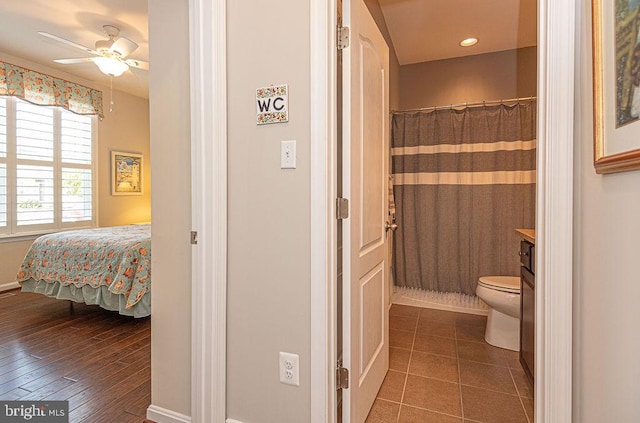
[{"x1": 279, "y1": 352, "x2": 300, "y2": 386}]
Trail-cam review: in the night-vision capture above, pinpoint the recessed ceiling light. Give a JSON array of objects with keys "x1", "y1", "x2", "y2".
[{"x1": 460, "y1": 37, "x2": 479, "y2": 47}]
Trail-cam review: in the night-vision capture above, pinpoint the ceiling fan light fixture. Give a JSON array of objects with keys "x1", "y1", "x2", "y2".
[{"x1": 93, "y1": 57, "x2": 128, "y2": 77}]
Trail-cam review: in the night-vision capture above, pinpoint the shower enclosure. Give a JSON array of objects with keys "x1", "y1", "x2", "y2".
[{"x1": 391, "y1": 99, "x2": 536, "y2": 303}]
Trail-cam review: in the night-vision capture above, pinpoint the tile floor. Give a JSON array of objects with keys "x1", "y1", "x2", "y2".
[{"x1": 365, "y1": 304, "x2": 533, "y2": 423}]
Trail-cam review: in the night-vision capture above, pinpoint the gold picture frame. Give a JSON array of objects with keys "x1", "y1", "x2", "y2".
[
  {"x1": 111, "y1": 151, "x2": 143, "y2": 195},
  {"x1": 593, "y1": 0, "x2": 640, "y2": 174}
]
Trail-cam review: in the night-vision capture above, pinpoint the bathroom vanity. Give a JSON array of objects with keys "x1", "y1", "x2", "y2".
[{"x1": 516, "y1": 229, "x2": 535, "y2": 387}]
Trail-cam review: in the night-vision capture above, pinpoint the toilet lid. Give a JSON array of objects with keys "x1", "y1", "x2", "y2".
[{"x1": 478, "y1": 276, "x2": 521, "y2": 293}]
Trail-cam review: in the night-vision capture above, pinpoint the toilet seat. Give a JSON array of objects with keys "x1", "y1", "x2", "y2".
[{"x1": 478, "y1": 276, "x2": 520, "y2": 294}]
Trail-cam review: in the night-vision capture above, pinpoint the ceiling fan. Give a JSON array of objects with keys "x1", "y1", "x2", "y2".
[{"x1": 38, "y1": 24, "x2": 149, "y2": 77}]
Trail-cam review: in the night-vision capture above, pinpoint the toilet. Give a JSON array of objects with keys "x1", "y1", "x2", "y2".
[{"x1": 475, "y1": 276, "x2": 521, "y2": 351}]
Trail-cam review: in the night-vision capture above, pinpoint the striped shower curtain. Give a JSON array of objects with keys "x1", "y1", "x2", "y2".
[{"x1": 391, "y1": 101, "x2": 536, "y2": 296}]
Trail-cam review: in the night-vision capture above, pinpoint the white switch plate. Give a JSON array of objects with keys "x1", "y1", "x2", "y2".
[
  {"x1": 279, "y1": 351, "x2": 300, "y2": 386},
  {"x1": 281, "y1": 140, "x2": 296, "y2": 169}
]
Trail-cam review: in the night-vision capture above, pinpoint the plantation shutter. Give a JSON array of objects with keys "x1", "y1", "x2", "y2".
[
  {"x1": 0, "y1": 98, "x2": 6, "y2": 230},
  {"x1": 61, "y1": 110, "x2": 92, "y2": 223},
  {"x1": 15, "y1": 100, "x2": 54, "y2": 226}
]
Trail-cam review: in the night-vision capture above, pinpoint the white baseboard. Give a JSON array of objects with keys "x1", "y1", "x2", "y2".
[
  {"x1": 0, "y1": 282, "x2": 19, "y2": 292},
  {"x1": 227, "y1": 420, "x2": 245, "y2": 423},
  {"x1": 146, "y1": 405, "x2": 191, "y2": 423}
]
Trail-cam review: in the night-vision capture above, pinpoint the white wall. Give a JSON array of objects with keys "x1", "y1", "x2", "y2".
[
  {"x1": 573, "y1": 0, "x2": 640, "y2": 421},
  {"x1": 0, "y1": 52, "x2": 150, "y2": 287},
  {"x1": 148, "y1": 0, "x2": 192, "y2": 417},
  {"x1": 226, "y1": 0, "x2": 312, "y2": 421}
]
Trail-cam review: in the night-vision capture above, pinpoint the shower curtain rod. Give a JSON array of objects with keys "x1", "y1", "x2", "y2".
[{"x1": 390, "y1": 96, "x2": 537, "y2": 114}]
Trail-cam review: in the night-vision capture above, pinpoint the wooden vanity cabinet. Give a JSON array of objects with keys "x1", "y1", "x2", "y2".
[{"x1": 520, "y1": 240, "x2": 535, "y2": 386}]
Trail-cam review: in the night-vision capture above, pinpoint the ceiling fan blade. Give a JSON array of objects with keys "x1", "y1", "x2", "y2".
[
  {"x1": 37, "y1": 31, "x2": 98, "y2": 55},
  {"x1": 125, "y1": 59, "x2": 149, "y2": 71},
  {"x1": 53, "y1": 58, "x2": 95, "y2": 64},
  {"x1": 110, "y1": 37, "x2": 138, "y2": 58}
]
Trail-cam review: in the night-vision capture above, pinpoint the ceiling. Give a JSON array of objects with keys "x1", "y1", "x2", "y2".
[
  {"x1": 0, "y1": 0, "x2": 536, "y2": 98},
  {"x1": 0, "y1": 0, "x2": 149, "y2": 99},
  {"x1": 379, "y1": 0, "x2": 537, "y2": 65}
]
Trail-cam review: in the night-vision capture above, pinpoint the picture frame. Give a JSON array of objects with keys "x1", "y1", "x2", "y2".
[
  {"x1": 111, "y1": 151, "x2": 143, "y2": 195},
  {"x1": 592, "y1": 0, "x2": 640, "y2": 174}
]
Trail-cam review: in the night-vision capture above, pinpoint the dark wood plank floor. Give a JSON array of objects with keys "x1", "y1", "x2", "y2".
[{"x1": 0, "y1": 289, "x2": 150, "y2": 423}]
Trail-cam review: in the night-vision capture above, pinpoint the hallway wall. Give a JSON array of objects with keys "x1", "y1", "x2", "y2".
[
  {"x1": 227, "y1": 0, "x2": 312, "y2": 421},
  {"x1": 573, "y1": 0, "x2": 640, "y2": 421},
  {"x1": 148, "y1": 0, "x2": 192, "y2": 416}
]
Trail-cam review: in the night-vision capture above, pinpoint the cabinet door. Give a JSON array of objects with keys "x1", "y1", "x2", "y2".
[{"x1": 520, "y1": 267, "x2": 535, "y2": 385}]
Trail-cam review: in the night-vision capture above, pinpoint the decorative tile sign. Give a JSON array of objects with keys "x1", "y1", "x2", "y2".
[{"x1": 256, "y1": 84, "x2": 289, "y2": 125}]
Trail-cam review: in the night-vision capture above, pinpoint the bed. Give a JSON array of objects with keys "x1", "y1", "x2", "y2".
[{"x1": 16, "y1": 224, "x2": 151, "y2": 318}]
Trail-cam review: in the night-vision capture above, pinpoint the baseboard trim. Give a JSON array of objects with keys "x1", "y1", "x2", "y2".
[
  {"x1": 226, "y1": 419, "x2": 245, "y2": 423},
  {"x1": 146, "y1": 405, "x2": 191, "y2": 423},
  {"x1": 0, "y1": 282, "x2": 19, "y2": 292}
]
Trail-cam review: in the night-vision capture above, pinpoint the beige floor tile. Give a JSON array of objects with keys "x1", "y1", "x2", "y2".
[
  {"x1": 416, "y1": 319, "x2": 456, "y2": 339},
  {"x1": 510, "y1": 367, "x2": 533, "y2": 398},
  {"x1": 521, "y1": 396, "x2": 534, "y2": 422},
  {"x1": 390, "y1": 347, "x2": 411, "y2": 372},
  {"x1": 454, "y1": 313, "x2": 487, "y2": 328},
  {"x1": 390, "y1": 314, "x2": 419, "y2": 332},
  {"x1": 365, "y1": 399, "x2": 400, "y2": 423},
  {"x1": 461, "y1": 385, "x2": 528, "y2": 423},
  {"x1": 455, "y1": 324, "x2": 486, "y2": 343},
  {"x1": 408, "y1": 351, "x2": 458, "y2": 383},
  {"x1": 419, "y1": 308, "x2": 458, "y2": 323},
  {"x1": 390, "y1": 304, "x2": 421, "y2": 319},
  {"x1": 390, "y1": 330, "x2": 415, "y2": 350},
  {"x1": 413, "y1": 333, "x2": 457, "y2": 358},
  {"x1": 402, "y1": 374, "x2": 462, "y2": 417},
  {"x1": 456, "y1": 339, "x2": 508, "y2": 367},
  {"x1": 398, "y1": 405, "x2": 462, "y2": 423},
  {"x1": 503, "y1": 349, "x2": 523, "y2": 369},
  {"x1": 459, "y1": 360, "x2": 517, "y2": 394},
  {"x1": 377, "y1": 370, "x2": 407, "y2": 403}
]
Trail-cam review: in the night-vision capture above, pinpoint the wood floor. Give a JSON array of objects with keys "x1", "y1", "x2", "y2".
[{"x1": 0, "y1": 289, "x2": 150, "y2": 423}]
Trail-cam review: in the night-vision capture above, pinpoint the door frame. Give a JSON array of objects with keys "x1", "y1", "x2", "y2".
[
  {"x1": 189, "y1": 0, "x2": 227, "y2": 421},
  {"x1": 309, "y1": 0, "x2": 575, "y2": 422}
]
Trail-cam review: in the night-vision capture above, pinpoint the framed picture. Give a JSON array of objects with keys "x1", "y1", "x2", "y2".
[
  {"x1": 592, "y1": 0, "x2": 640, "y2": 174},
  {"x1": 111, "y1": 151, "x2": 143, "y2": 195}
]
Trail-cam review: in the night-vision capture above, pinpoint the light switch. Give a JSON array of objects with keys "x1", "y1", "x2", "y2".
[{"x1": 281, "y1": 140, "x2": 296, "y2": 169}]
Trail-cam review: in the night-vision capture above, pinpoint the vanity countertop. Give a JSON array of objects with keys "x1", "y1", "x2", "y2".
[{"x1": 516, "y1": 229, "x2": 535, "y2": 244}]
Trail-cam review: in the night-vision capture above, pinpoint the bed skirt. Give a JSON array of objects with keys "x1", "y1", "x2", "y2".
[{"x1": 20, "y1": 278, "x2": 151, "y2": 318}]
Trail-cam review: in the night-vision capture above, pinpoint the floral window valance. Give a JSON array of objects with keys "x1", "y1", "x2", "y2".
[{"x1": 0, "y1": 61, "x2": 103, "y2": 118}]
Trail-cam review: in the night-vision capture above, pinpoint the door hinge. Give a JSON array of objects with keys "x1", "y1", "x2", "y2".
[
  {"x1": 337, "y1": 25, "x2": 350, "y2": 50},
  {"x1": 190, "y1": 231, "x2": 198, "y2": 245},
  {"x1": 336, "y1": 360, "x2": 350, "y2": 390},
  {"x1": 336, "y1": 197, "x2": 349, "y2": 220}
]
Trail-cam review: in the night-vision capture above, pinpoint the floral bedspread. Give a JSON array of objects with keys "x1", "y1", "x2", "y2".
[{"x1": 17, "y1": 224, "x2": 151, "y2": 308}]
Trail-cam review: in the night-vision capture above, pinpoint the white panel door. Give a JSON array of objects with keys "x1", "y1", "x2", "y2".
[{"x1": 342, "y1": 0, "x2": 390, "y2": 421}]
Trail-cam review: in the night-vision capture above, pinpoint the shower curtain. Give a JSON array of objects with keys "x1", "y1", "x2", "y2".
[{"x1": 391, "y1": 101, "x2": 536, "y2": 296}]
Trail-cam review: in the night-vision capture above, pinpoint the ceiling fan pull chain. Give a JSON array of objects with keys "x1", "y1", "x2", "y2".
[{"x1": 110, "y1": 76, "x2": 114, "y2": 113}]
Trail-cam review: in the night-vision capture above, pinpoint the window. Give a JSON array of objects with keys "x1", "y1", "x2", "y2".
[{"x1": 0, "y1": 96, "x2": 96, "y2": 236}]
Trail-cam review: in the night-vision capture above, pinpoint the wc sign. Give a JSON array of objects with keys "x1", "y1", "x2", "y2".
[{"x1": 256, "y1": 84, "x2": 289, "y2": 125}]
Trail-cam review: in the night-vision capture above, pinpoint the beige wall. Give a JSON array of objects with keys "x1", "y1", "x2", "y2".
[
  {"x1": 0, "y1": 240, "x2": 32, "y2": 287},
  {"x1": 573, "y1": 0, "x2": 640, "y2": 421},
  {"x1": 227, "y1": 0, "x2": 311, "y2": 421},
  {"x1": 399, "y1": 47, "x2": 537, "y2": 110},
  {"x1": 97, "y1": 90, "x2": 151, "y2": 226},
  {"x1": 147, "y1": 0, "x2": 192, "y2": 417},
  {"x1": 0, "y1": 52, "x2": 150, "y2": 286}
]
